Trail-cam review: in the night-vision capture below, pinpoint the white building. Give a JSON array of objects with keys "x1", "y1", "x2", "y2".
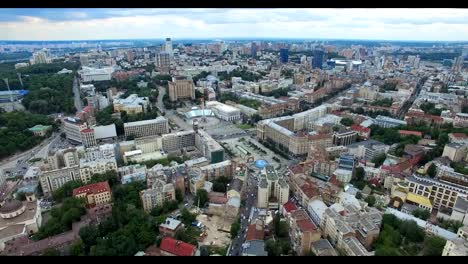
[
  {"x1": 257, "y1": 165, "x2": 289, "y2": 210},
  {"x1": 79, "y1": 66, "x2": 114, "y2": 82},
  {"x1": 205, "y1": 101, "x2": 241, "y2": 122},
  {"x1": 124, "y1": 117, "x2": 169, "y2": 139}
]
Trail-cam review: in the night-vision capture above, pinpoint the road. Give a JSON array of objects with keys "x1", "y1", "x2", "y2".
[
  {"x1": 73, "y1": 75, "x2": 83, "y2": 112},
  {"x1": 396, "y1": 76, "x2": 427, "y2": 119},
  {"x1": 156, "y1": 85, "x2": 192, "y2": 131},
  {"x1": 229, "y1": 169, "x2": 258, "y2": 256}
]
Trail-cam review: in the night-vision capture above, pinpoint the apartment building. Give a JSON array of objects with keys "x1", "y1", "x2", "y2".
[
  {"x1": 72, "y1": 181, "x2": 112, "y2": 208},
  {"x1": 374, "y1": 115, "x2": 407, "y2": 128},
  {"x1": 118, "y1": 164, "x2": 147, "y2": 184},
  {"x1": 199, "y1": 160, "x2": 233, "y2": 181},
  {"x1": 321, "y1": 203, "x2": 382, "y2": 253},
  {"x1": 140, "y1": 179, "x2": 176, "y2": 212},
  {"x1": 168, "y1": 76, "x2": 195, "y2": 102},
  {"x1": 347, "y1": 140, "x2": 389, "y2": 161},
  {"x1": 124, "y1": 117, "x2": 169, "y2": 139},
  {"x1": 332, "y1": 130, "x2": 358, "y2": 146},
  {"x1": 39, "y1": 166, "x2": 81, "y2": 196},
  {"x1": 288, "y1": 209, "x2": 321, "y2": 255},
  {"x1": 442, "y1": 143, "x2": 468, "y2": 162},
  {"x1": 257, "y1": 165, "x2": 289, "y2": 209}
]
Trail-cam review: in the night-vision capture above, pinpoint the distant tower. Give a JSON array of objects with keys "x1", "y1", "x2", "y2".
[{"x1": 165, "y1": 38, "x2": 173, "y2": 57}]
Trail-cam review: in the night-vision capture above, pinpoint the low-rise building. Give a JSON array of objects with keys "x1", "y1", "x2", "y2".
[
  {"x1": 72, "y1": 181, "x2": 112, "y2": 208},
  {"x1": 159, "y1": 237, "x2": 197, "y2": 256},
  {"x1": 288, "y1": 209, "x2": 321, "y2": 255},
  {"x1": 159, "y1": 218, "x2": 183, "y2": 238},
  {"x1": 140, "y1": 179, "x2": 175, "y2": 212}
]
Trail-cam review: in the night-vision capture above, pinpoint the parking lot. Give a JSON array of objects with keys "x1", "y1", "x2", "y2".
[{"x1": 196, "y1": 214, "x2": 232, "y2": 248}]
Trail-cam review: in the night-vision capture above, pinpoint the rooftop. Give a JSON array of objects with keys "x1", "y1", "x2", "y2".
[
  {"x1": 124, "y1": 117, "x2": 167, "y2": 127},
  {"x1": 72, "y1": 181, "x2": 111, "y2": 196},
  {"x1": 159, "y1": 237, "x2": 196, "y2": 256},
  {"x1": 160, "y1": 217, "x2": 182, "y2": 231}
]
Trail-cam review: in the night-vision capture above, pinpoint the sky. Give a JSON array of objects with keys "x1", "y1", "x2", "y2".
[{"x1": 1, "y1": 8, "x2": 468, "y2": 41}]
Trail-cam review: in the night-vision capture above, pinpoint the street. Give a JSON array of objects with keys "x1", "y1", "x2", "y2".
[{"x1": 73, "y1": 75, "x2": 83, "y2": 112}]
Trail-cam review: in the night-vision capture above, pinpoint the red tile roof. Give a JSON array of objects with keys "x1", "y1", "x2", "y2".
[
  {"x1": 399, "y1": 130, "x2": 422, "y2": 137},
  {"x1": 296, "y1": 219, "x2": 318, "y2": 232},
  {"x1": 450, "y1": 133, "x2": 468, "y2": 139},
  {"x1": 245, "y1": 224, "x2": 265, "y2": 241},
  {"x1": 288, "y1": 164, "x2": 304, "y2": 175},
  {"x1": 73, "y1": 181, "x2": 111, "y2": 196},
  {"x1": 351, "y1": 124, "x2": 370, "y2": 133},
  {"x1": 159, "y1": 237, "x2": 196, "y2": 256},
  {"x1": 283, "y1": 201, "x2": 298, "y2": 213}
]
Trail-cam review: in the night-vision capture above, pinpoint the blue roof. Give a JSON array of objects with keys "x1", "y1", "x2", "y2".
[{"x1": 254, "y1": 159, "x2": 269, "y2": 169}]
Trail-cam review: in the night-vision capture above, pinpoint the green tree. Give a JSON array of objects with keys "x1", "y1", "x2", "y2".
[
  {"x1": 365, "y1": 195, "x2": 376, "y2": 207},
  {"x1": 423, "y1": 235, "x2": 446, "y2": 256},
  {"x1": 412, "y1": 209, "x2": 431, "y2": 221},
  {"x1": 194, "y1": 189, "x2": 208, "y2": 208},
  {"x1": 230, "y1": 217, "x2": 241, "y2": 238},
  {"x1": 180, "y1": 208, "x2": 197, "y2": 226},
  {"x1": 69, "y1": 240, "x2": 85, "y2": 256},
  {"x1": 175, "y1": 189, "x2": 184, "y2": 203},
  {"x1": 372, "y1": 153, "x2": 387, "y2": 168},
  {"x1": 265, "y1": 239, "x2": 282, "y2": 256},
  {"x1": 52, "y1": 180, "x2": 83, "y2": 203},
  {"x1": 340, "y1": 117, "x2": 354, "y2": 127},
  {"x1": 89, "y1": 171, "x2": 118, "y2": 187},
  {"x1": 355, "y1": 167, "x2": 365, "y2": 181}
]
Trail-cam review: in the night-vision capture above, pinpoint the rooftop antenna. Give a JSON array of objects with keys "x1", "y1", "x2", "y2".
[{"x1": 3, "y1": 78, "x2": 14, "y2": 111}]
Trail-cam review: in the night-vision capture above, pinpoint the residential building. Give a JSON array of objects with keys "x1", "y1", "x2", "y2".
[
  {"x1": 374, "y1": 115, "x2": 407, "y2": 128},
  {"x1": 311, "y1": 239, "x2": 338, "y2": 256},
  {"x1": 159, "y1": 237, "x2": 197, "y2": 256},
  {"x1": 164, "y1": 37, "x2": 173, "y2": 56},
  {"x1": 333, "y1": 130, "x2": 358, "y2": 146},
  {"x1": 39, "y1": 165, "x2": 80, "y2": 196},
  {"x1": 321, "y1": 203, "x2": 382, "y2": 252},
  {"x1": 347, "y1": 140, "x2": 388, "y2": 161},
  {"x1": 140, "y1": 179, "x2": 175, "y2": 212},
  {"x1": 340, "y1": 237, "x2": 373, "y2": 256},
  {"x1": 156, "y1": 52, "x2": 171, "y2": 70},
  {"x1": 79, "y1": 66, "x2": 113, "y2": 82},
  {"x1": 168, "y1": 76, "x2": 195, "y2": 102},
  {"x1": 307, "y1": 199, "x2": 329, "y2": 227},
  {"x1": 29, "y1": 49, "x2": 52, "y2": 65},
  {"x1": 80, "y1": 128, "x2": 97, "y2": 148},
  {"x1": 257, "y1": 165, "x2": 289, "y2": 209},
  {"x1": 333, "y1": 154, "x2": 356, "y2": 184},
  {"x1": 450, "y1": 197, "x2": 468, "y2": 225},
  {"x1": 118, "y1": 164, "x2": 147, "y2": 184},
  {"x1": 454, "y1": 113, "x2": 468, "y2": 128},
  {"x1": 442, "y1": 239, "x2": 468, "y2": 256},
  {"x1": 288, "y1": 209, "x2": 321, "y2": 255},
  {"x1": 241, "y1": 240, "x2": 268, "y2": 256},
  {"x1": 199, "y1": 160, "x2": 233, "y2": 181},
  {"x1": 124, "y1": 117, "x2": 169, "y2": 139},
  {"x1": 195, "y1": 129, "x2": 224, "y2": 163},
  {"x1": 72, "y1": 181, "x2": 112, "y2": 208},
  {"x1": 442, "y1": 143, "x2": 468, "y2": 162},
  {"x1": 159, "y1": 218, "x2": 182, "y2": 238},
  {"x1": 63, "y1": 117, "x2": 88, "y2": 144}
]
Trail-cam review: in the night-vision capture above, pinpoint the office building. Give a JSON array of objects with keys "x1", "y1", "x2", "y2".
[
  {"x1": 162, "y1": 130, "x2": 196, "y2": 152},
  {"x1": 251, "y1": 43, "x2": 258, "y2": 58},
  {"x1": 347, "y1": 140, "x2": 389, "y2": 161},
  {"x1": 280, "y1": 48, "x2": 289, "y2": 63},
  {"x1": 312, "y1": 50, "x2": 324, "y2": 69},
  {"x1": 113, "y1": 94, "x2": 149, "y2": 114},
  {"x1": 168, "y1": 76, "x2": 195, "y2": 102},
  {"x1": 333, "y1": 154, "x2": 356, "y2": 184},
  {"x1": 72, "y1": 181, "x2": 112, "y2": 208},
  {"x1": 39, "y1": 165, "x2": 81, "y2": 196},
  {"x1": 205, "y1": 101, "x2": 241, "y2": 122},
  {"x1": 257, "y1": 165, "x2": 289, "y2": 209},
  {"x1": 124, "y1": 117, "x2": 169, "y2": 139},
  {"x1": 79, "y1": 66, "x2": 113, "y2": 82},
  {"x1": 195, "y1": 129, "x2": 225, "y2": 163}
]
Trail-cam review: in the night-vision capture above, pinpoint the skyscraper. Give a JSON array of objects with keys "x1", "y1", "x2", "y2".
[
  {"x1": 165, "y1": 37, "x2": 173, "y2": 56},
  {"x1": 280, "y1": 48, "x2": 289, "y2": 64},
  {"x1": 251, "y1": 42, "x2": 258, "y2": 58},
  {"x1": 453, "y1": 56, "x2": 464, "y2": 72},
  {"x1": 312, "y1": 50, "x2": 324, "y2": 69}
]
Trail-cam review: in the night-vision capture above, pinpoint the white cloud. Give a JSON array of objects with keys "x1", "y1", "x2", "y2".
[{"x1": 0, "y1": 8, "x2": 467, "y2": 41}]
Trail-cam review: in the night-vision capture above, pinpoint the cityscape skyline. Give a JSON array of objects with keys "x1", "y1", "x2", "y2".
[{"x1": 1, "y1": 8, "x2": 468, "y2": 41}]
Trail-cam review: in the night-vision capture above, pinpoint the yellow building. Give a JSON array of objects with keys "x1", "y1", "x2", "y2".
[{"x1": 73, "y1": 181, "x2": 112, "y2": 207}]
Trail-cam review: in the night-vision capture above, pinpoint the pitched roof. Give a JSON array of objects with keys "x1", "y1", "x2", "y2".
[
  {"x1": 72, "y1": 181, "x2": 111, "y2": 196},
  {"x1": 283, "y1": 201, "x2": 298, "y2": 213},
  {"x1": 159, "y1": 237, "x2": 196, "y2": 256},
  {"x1": 246, "y1": 224, "x2": 265, "y2": 241},
  {"x1": 399, "y1": 130, "x2": 422, "y2": 137}
]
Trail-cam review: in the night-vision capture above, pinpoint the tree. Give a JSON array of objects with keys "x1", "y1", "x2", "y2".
[
  {"x1": 372, "y1": 153, "x2": 387, "y2": 168},
  {"x1": 194, "y1": 189, "x2": 208, "y2": 208},
  {"x1": 356, "y1": 192, "x2": 363, "y2": 199},
  {"x1": 180, "y1": 208, "x2": 197, "y2": 226},
  {"x1": 423, "y1": 235, "x2": 446, "y2": 256},
  {"x1": 175, "y1": 189, "x2": 184, "y2": 203},
  {"x1": 89, "y1": 171, "x2": 118, "y2": 187},
  {"x1": 412, "y1": 209, "x2": 431, "y2": 221},
  {"x1": 355, "y1": 167, "x2": 365, "y2": 181},
  {"x1": 365, "y1": 195, "x2": 376, "y2": 207},
  {"x1": 69, "y1": 240, "x2": 85, "y2": 256},
  {"x1": 52, "y1": 180, "x2": 83, "y2": 203},
  {"x1": 265, "y1": 239, "x2": 282, "y2": 256},
  {"x1": 230, "y1": 217, "x2": 241, "y2": 238},
  {"x1": 340, "y1": 117, "x2": 354, "y2": 127}
]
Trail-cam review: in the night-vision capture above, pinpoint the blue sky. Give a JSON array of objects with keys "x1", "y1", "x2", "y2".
[{"x1": 1, "y1": 8, "x2": 468, "y2": 41}]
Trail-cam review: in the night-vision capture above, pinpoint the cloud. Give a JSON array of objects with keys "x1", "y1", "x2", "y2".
[{"x1": 0, "y1": 8, "x2": 467, "y2": 41}]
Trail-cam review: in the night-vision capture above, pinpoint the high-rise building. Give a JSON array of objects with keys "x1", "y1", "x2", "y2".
[
  {"x1": 280, "y1": 48, "x2": 289, "y2": 64},
  {"x1": 168, "y1": 76, "x2": 195, "y2": 102},
  {"x1": 251, "y1": 43, "x2": 258, "y2": 58},
  {"x1": 453, "y1": 56, "x2": 464, "y2": 72},
  {"x1": 29, "y1": 49, "x2": 52, "y2": 65},
  {"x1": 124, "y1": 117, "x2": 169, "y2": 139},
  {"x1": 257, "y1": 165, "x2": 289, "y2": 209},
  {"x1": 312, "y1": 50, "x2": 324, "y2": 69},
  {"x1": 165, "y1": 37, "x2": 173, "y2": 56},
  {"x1": 156, "y1": 52, "x2": 171, "y2": 69}
]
